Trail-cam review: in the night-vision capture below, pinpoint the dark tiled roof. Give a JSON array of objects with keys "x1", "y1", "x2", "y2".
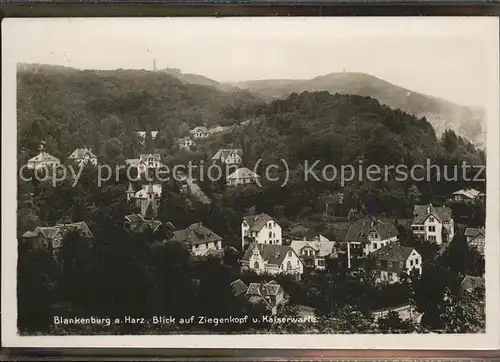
[
  {"x1": 245, "y1": 281, "x2": 287, "y2": 309},
  {"x1": 55, "y1": 221, "x2": 93, "y2": 238},
  {"x1": 21, "y1": 222, "x2": 93, "y2": 240},
  {"x1": 344, "y1": 216, "x2": 399, "y2": 243},
  {"x1": 371, "y1": 243, "x2": 415, "y2": 262},
  {"x1": 412, "y1": 204, "x2": 452, "y2": 224},
  {"x1": 172, "y1": 222, "x2": 222, "y2": 245},
  {"x1": 124, "y1": 214, "x2": 162, "y2": 232},
  {"x1": 230, "y1": 279, "x2": 248, "y2": 297},
  {"x1": 241, "y1": 243, "x2": 299, "y2": 266},
  {"x1": 465, "y1": 227, "x2": 485, "y2": 238},
  {"x1": 139, "y1": 153, "x2": 161, "y2": 162},
  {"x1": 246, "y1": 281, "x2": 281, "y2": 297},
  {"x1": 28, "y1": 151, "x2": 60, "y2": 163},
  {"x1": 69, "y1": 148, "x2": 97, "y2": 159},
  {"x1": 460, "y1": 275, "x2": 485, "y2": 293},
  {"x1": 124, "y1": 214, "x2": 145, "y2": 224},
  {"x1": 211, "y1": 148, "x2": 243, "y2": 161},
  {"x1": 243, "y1": 213, "x2": 274, "y2": 232}
]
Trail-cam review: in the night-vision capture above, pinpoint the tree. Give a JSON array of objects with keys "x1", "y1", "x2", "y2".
[
  {"x1": 439, "y1": 229, "x2": 484, "y2": 276},
  {"x1": 377, "y1": 311, "x2": 418, "y2": 334},
  {"x1": 426, "y1": 287, "x2": 485, "y2": 333}
]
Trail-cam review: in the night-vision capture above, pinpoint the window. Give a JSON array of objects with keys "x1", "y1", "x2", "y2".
[
  {"x1": 287, "y1": 261, "x2": 292, "y2": 270},
  {"x1": 195, "y1": 244, "x2": 199, "y2": 249},
  {"x1": 410, "y1": 259, "x2": 413, "y2": 266},
  {"x1": 428, "y1": 226, "x2": 436, "y2": 232},
  {"x1": 318, "y1": 259, "x2": 325, "y2": 267},
  {"x1": 205, "y1": 243, "x2": 209, "y2": 249},
  {"x1": 269, "y1": 231, "x2": 272, "y2": 238},
  {"x1": 374, "y1": 243, "x2": 379, "y2": 250},
  {"x1": 388, "y1": 273, "x2": 393, "y2": 281},
  {"x1": 429, "y1": 235, "x2": 436, "y2": 242},
  {"x1": 415, "y1": 258, "x2": 419, "y2": 265},
  {"x1": 254, "y1": 261, "x2": 259, "y2": 269},
  {"x1": 288, "y1": 251, "x2": 292, "y2": 257},
  {"x1": 429, "y1": 217, "x2": 434, "y2": 222}
]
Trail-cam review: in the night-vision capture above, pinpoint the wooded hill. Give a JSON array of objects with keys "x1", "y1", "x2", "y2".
[{"x1": 231, "y1": 72, "x2": 486, "y2": 148}]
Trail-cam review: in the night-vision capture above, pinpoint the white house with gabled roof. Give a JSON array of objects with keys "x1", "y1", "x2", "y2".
[
  {"x1": 411, "y1": 204, "x2": 454, "y2": 245},
  {"x1": 241, "y1": 213, "x2": 282, "y2": 250}
]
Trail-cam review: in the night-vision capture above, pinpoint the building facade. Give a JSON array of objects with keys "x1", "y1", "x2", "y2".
[
  {"x1": 290, "y1": 238, "x2": 336, "y2": 270},
  {"x1": 226, "y1": 167, "x2": 260, "y2": 186},
  {"x1": 370, "y1": 243, "x2": 422, "y2": 284},
  {"x1": 126, "y1": 182, "x2": 162, "y2": 218},
  {"x1": 241, "y1": 213, "x2": 282, "y2": 250},
  {"x1": 68, "y1": 147, "x2": 98, "y2": 166},
  {"x1": 171, "y1": 222, "x2": 223, "y2": 256},
  {"x1": 344, "y1": 216, "x2": 399, "y2": 256},
  {"x1": 465, "y1": 227, "x2": 485, "y2": 256},
  {"x1": 190, "y1": 126, "x2": 209, "y2": 139},
  {"x1": 411, "y1": 204, "x2": 454, "y2": 245},
  {"x1": 241, "y1": 243, "x2": 304, "y2": 279},
  {"x1": 26, "y1": 142, "x2": 60, "y2": 170},
  {"x1": 211, "y1": 148, "x2": 243, "y2": 166}
]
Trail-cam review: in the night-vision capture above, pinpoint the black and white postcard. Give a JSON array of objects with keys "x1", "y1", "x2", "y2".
[{"x1": 2, "y1": 17, "x2": 499, "y2": 349}]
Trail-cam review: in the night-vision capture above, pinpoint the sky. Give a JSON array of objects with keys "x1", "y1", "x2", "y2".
[{"x1": 3, "y1": 17, "x2": 499, "y2": 107}]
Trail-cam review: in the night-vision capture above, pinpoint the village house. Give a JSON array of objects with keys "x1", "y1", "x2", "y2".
[
  {"x1": 211, "y1": 148, "x2": 243, "y2": 166},
  {"x1": 68, "y1": 147, "x2": 97, "y2": 166},
  {"x1": 344, "y1": 216, "x2": 399, "y2": 257},
  {"x1": 170, "y1": 222, "x2": 223, "y2": 256},
  {"x1": 26, "y1": 142, "x2": 60, "y2": 170},
  {"x1": 370, "y1": 243, "x2": 422, "y2": 284},
  {"x1": 290, "y1": 238, "x2": 337, "y2": 270},
  {"x1": 123, "y1": 214, "x2": 174, "y2": 234},
  {"x1": 465, "y1": 227, "x2": 485, "y2": 256},
  {"x1": 189, "y1": 126, "x2": 209, "y2": 139},
  {"x1": 411, "y1": 204, "x2": 454, "y2": 245},
  {"x1": 126, "y1": 182, "x2": 162, "y2": 218},
  {"x1": 136, "y1": 130, "x2": 158, "y2": 145},
  {"x1": 226, "y1": 167, "x2": 260, "y2": 186},
  {"x1": 241, "y1": 213, "x2": 282, "y2": 250},
  {"x1": 21, "y1": 221, "x2": 93, "y2": 255},
  {"x1": 178, "y1": 137, "x2": 196, "y2": 151},
  {"x1": 231, "y1": 279, "x2": 289, "y2": 316},
  {"x1": 125, "y1": 153, "x2": 163, "y2": 174},
  {"x1": 452, "y1": 188, "x2": 485, "y2": 203},
  {"x1": 241, "y1": 243, "x2": 304, "y2": 279}
]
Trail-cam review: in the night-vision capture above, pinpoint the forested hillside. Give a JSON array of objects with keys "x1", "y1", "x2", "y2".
[
  {"x1": 17, "y1": 63, "x2": 261, "y2": 164},
  {"x1": 16, "y1": 66, "x2": 486, "y2": 335},
  {"x1": 232, "y1": 72, "x2": 486, "y2": 148}
]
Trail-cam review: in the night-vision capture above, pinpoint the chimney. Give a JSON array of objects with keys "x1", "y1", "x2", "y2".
[
  {"x1": 274, "y1": 250, "x2": 280, "y2": 259},
  {"x1": 303, "y1": 236, "x2": 307, "y2": 241}
]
